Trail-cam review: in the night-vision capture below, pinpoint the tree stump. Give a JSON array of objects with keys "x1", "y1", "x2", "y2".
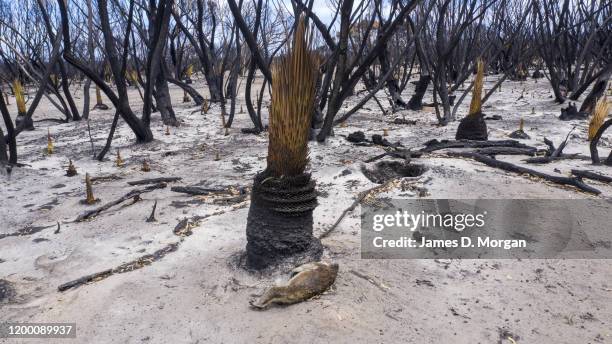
[
  {"x1": 456, "y1": 113, "x2": 488, "y2": 141},
  {"x1": 245, "y1": 171, "x2": 322, "y2": 270}
]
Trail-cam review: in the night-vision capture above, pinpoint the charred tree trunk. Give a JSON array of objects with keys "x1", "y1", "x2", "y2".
[
  {"x1": 57, "y1": 0, "x2": 153, "y2": 143},
  {"x1": 96, "y1": 111, "x2": 120, "y2": 161},
  {"x1": 245, "y1": 172, "x2": 322, "y2": 270},
  {"x1": 0, "y1": 125, "x2": 7, "y2": 163},
  {"x1": 407, "y1": 74, "x2": 431, "y2": 110},
  {"x1": 579, "y1": 65, "x2": 612, "y2": 114},
  {"x1": 245, "y1": 63, "x2": 263, "y2": 131},
  {"x1": 167, "y1": 76, "x2": 204, "y2": 105},
  {"x1": 36, "y1": 0, "x2": 80, "y2": 121},
  {"x1": 142, "y1": 0, "x2": 174, "y2": 126},
  {"x1": 590, "y1": 118, "x2": 612, "y2": 165},
  {"x1": 316, "y1": 0, "x2": 353, "y2": 142},
  {"x1": 154, "y1": 70, "x2": 179, "y2": 126},
  {"x1": 81, "y1": 0, "x2": 96, "y2": 120},
  {"x1": 379, "y1": 47, "x2": 407, "y2": 109},
  {"x1": 0, "y1": 91, "x2": 17, "y2": 164}
]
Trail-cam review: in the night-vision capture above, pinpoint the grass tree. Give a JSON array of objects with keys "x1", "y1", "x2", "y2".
[
  {"x1": 245, "y1": 17, "x2": 322, "y2": 270},
  {"x1": 456, "y1": 59, "x2": 488, "y2": 141},
  {"x1": 13, "y1": 80, "x2": 33, "y2": 130},
  {"x1": 589, "y1": 98, "x2": 612, "y2": 165}
]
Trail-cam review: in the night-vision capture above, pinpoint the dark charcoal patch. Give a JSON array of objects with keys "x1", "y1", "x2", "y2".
[
  {"x1": 393, "y1": 118, "x2": 417, "y2": 125},
  {"x1": 51, "y1": 183, "x2": 66, "y2": 189},
  {"x1": 32, "y1": 238, "x2": 50, "y2": 243},
  {"x1": 416, "y1": 279, "x2": 434, "y2": 287},
  {"x1": 0, "y1": 279, "x2": 16, "y2": 303},
  {"x1": 362, "y1": 161, "x2": 426, "y2": 184},
  {"x1": 590, "y1": 240, "x2": 612, "y2": 249},
  {"x1": 0, "y1": 225, "x2": 50, "y2": 240},
  {"x1": 170, "y1": 199, "x2": 207, "y2": 208},
  {"x1": 508, "y1": 130, "x2": 530, "y2": 139},
  {"x1": 371, "y1": 134, "x2": 394, "y2": 147},
  {"x1": 347, "y1": 131, "x2": 366, "y2": 143},
  {"x1": 456, "y1": 113, "x2": 488, "y2": 141},
  {"x1": 241, "y1": 127, "x2": 262, "y2": 135},
  {"x1": 559, "y1": 102, "x2": 588, "y2": 121},
  {"x1": 0, "y1": 258, "x2": 5, "y2": 263}
]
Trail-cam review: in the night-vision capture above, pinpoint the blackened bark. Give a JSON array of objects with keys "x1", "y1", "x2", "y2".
[
  {"x1": 590, "y1": 119, "x2": 612, "y2": 165},
  {"x1": 226, "y1": 0, "x2": 272, "y2": 83},
  {"x1": 579, "y1": 80, "x2": 607, "y2": 114},
  {"x1": 166, "y1": 77, "x2": 204, "y2": 105},
  {"x1": 82, "y1": 80, "x2": 91, "y2": 120},
  {"x1": 57, "y1": 0, "x2": 153, "y2": 142},
  {"x1": 14, "y1": 34, "x2": 64, "y2": 135},
  {"x1": 0, "y1": 91, "x2": 17, "y2": 163},
  {"x1": 36, "y1": 0, "x2": 80, "y2": 121},
  {"x1": 579, "y1": 64, "x2": 612, "y2": 113},
  {"x1": 142, "y1": 0, "x2": 174, "y2": 126},
  {"x1": 316, "y1": 0, "x2": 353, "y2": 142},
  {"x1": 245, "y1": 172, "x2": 322, "y2": 270},
  {"x1": 154, "y1": 71, "x2": 179, "y2": 126},
  {"x1": 407, "y1": 74, "x2": 431, "y2": 110},
  {"x1": 0, "y1": 125, "x2": 7, "y2": 162},
  {"x1": 456, "y1": 113, "x2": 488, "y2": 141},
  {"x1": 242, "y1": 0, "x2": 264, "y2": 131},
  {"x1": 96, "y1": 111, "x2": 120, "y2": 161},
  {"x1": 379, "y1": 47, "x2": 407, "y2": 109},
  {"x1": 81, "y1": 0, "x2": 96, "y2": 120},
  {"x1": 225, "y1": 24, "x2": 241, "y2": 128}
]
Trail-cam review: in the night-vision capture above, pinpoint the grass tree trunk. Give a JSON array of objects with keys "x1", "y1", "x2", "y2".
[
  {"x1": 456, "y1": 59, "x2": 488, "y2": 141},
  {"x1": 246, "y1": 173, "x2": 321, "y2": 269},
  {"x1": 245, "y1": 17, "x2": 322, "y2": 270}
]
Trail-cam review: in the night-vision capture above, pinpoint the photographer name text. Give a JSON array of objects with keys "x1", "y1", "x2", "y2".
[{"x1": 372, "y1": 236, "x2": 527, "y2": 250}]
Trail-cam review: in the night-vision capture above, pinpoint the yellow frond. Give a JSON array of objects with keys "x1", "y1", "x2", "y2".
[
  {"x1": 468, "y1": 59, "x2": 484, "y2": 117},
  {"x1": 47, "y1": 129, "x2": 54, "y2": 154},
  {"x1": 588, "y1": 97, "x2": 610, "y2": 141},
  {"x1": 266, "y1": 15, "x2": 318, "y2": 177},
  {"x1": 14, "y1": 79, "x2": 26, "y2": 115}
]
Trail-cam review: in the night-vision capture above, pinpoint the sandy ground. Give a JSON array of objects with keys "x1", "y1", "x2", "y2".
[{"x1": 1, "y1": 74, "x2": 611, "y2": 344}]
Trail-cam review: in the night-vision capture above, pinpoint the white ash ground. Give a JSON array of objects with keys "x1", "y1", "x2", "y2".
[{"x1": 1, "y1": 75, "x2": 611, "y2": 344}]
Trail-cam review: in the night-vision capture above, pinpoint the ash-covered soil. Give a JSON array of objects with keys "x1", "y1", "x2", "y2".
[{"x1": 1, "y1": 75, "x2": 611, "y2": 343}]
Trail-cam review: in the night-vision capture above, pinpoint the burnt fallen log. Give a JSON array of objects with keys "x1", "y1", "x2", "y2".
[
  {"x1": 447, "y1": 152, "x2": 601, "y2": 195},
  {"x1": 364, "y1": 149, "x2": 422, "y2": 163},
  {"x1": 127, "y1": 177, "x2": 182, "y2": 186},
  {"x1": 571, "y1": 170, "x2": 612, "y2": 184},
  {"x1": 58, "y1": 242, "x2": 180, "y2": 292},
  {"x1": 170, "y1": 186, "x2": 229, "y2": 195},
  {"x1": 524, "y1": 155, "x2": 590, "y2": 164},
  {"x1": 75, "y1": 183, "x2": 167, "y2": 222},
  {"x1": 474, "y1": 147, "x2": 537, "y2": 156},
  {"x1": 0, "y1": 224, "x2": 55, "y2": 240},
  {"x1": 420, "y1": 139, "x2": 535, "y2": 153},
  {"x1": 90, "y1": 174, "x2": 122, "y2": 183}
]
